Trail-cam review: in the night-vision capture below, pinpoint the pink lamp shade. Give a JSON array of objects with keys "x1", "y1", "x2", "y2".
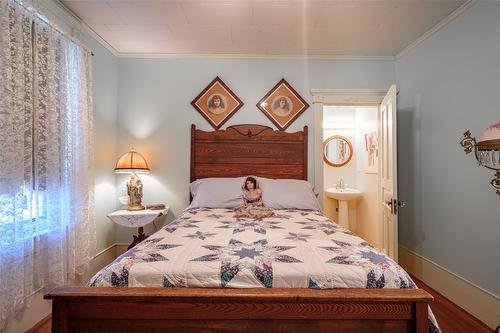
[
  {"x1": 460, "y1": 121, "x2": 500, "y2": 195},
  {"x1": 477, "y1": 121, "x2": 500, "y2": 151},
  {"x1": 114, "y1": 149, "x2": 150, "y2": 174}
]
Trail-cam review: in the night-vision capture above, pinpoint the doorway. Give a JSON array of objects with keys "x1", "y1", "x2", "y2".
[
  {"x1": 310, "y1": 87, "x2": 399, "y2": 260},
  {"x1": 322, "y1": 105, "x2": 379, "y2": 248}
]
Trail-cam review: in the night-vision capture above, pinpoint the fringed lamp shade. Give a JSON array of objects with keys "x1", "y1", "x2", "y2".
[
  {"x1": 114, "y1": 149, "x2": 150, "y2": 174},
  {"x1": 477, "y1": 122, "x2": 500, "y2": 148}
]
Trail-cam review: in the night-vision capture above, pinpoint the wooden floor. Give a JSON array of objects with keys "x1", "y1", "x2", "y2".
[
  {"x1": 25, "y1": 315, "x2": 51, "y2": 333},
  {"x1": 411, "y1": 275, "x2": 493, "y2": 333},
  {"x1": 28, "y1": 279, "x2": 493, "y2": 333}
]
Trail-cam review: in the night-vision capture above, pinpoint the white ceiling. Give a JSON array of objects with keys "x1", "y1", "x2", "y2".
[{"x1": 61, "y1": 0, "x2": 467, "y2": 57}]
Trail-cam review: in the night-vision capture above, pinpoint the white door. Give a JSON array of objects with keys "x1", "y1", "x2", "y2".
[{"x1": 379, "y1": 85, "x2": 399, "y2": 261}]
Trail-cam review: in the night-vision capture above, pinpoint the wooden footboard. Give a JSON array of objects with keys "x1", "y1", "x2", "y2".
[{"x1": 45, "y1": 287, "x2": 432, "y2": 333}]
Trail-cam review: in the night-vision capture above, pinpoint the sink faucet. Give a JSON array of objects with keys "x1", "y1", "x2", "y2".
[{"x1": 335, "y1": 178, "x2": 345, "y2": 190}]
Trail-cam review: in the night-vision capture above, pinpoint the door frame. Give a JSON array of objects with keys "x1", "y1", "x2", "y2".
[
  {"x1": 310, "y1": 89, "x2": 388, "y2": 208},
  {"x1": 379, "y1": 85, "x2": 399, "y2": 260},
  {"x1": 310, "y1": 89, "x2": 389, "y2": 251}
]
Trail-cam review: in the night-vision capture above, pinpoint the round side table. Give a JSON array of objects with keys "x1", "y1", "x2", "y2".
[{"x1": 107, "y1": 208, "x2": 169, "y2": 250}]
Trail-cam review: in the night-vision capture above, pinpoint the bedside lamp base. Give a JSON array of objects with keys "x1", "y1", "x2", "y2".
[
  {"x1": 126, "y1": 173, "x2": 145, "y2": 211},
  {"x1": 127, "y1": 204, "x2": 145, "y2": 211}
]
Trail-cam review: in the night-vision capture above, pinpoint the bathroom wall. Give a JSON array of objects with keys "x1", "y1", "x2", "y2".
[
  {"x1": 323, "y1": 107, "x2": 357, "y2": 187},
  {"x1": 354, "y1": 107, "x2": 380, "y2": 247},
  {"x1": 322, "y1": 106, "x2": 380, "y2": 247},
  {"x1": 322, "y1": 107, "x2": 356, "y2": 222}
]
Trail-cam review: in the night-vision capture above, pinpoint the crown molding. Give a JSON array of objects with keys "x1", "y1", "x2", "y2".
[
  {"x1": 54, "y1": 0, "x2": 119, "y2": 57},
  {"x1": 117, "y1": 53, "x2": 396, "y2": 61},
  {"x1": 82, "y1": 24, "x2": 120, "y2": 57},
  {"x1": 48, "y1": 3, "x2": 390, "y2": 61},
  {"x1": 396, "y1": 0, "x2": 475, "y2": 60},
  {"x1": 36, "y1": 0, "x2": 82, "y2": 31},
  {"x1": 54, "y1": 0, "x2": 473, "y2": 62}
]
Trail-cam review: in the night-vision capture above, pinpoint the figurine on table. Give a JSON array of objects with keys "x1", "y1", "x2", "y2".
[{"x1": 127, "y1": 174, "x2": 144, "y2": 211}]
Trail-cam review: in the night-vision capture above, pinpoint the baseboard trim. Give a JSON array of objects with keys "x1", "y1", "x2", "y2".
[
  {"x1": 115, "y1": 243, "x2": 130, "y2": 256},
  {"x1": 93, "y1": 242, "x2": 118, "y2": 259},
  {"x1": 398, "y1": 245, "x2": 499, "y2": 329},
  {"x1": 10, "y1": 244, "x2": 121, "y2": 333}
]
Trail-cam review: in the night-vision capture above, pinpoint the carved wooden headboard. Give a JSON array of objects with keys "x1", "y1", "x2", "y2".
[{"x1": 190, "y1": 124, "x2": 308, "y2": 182}]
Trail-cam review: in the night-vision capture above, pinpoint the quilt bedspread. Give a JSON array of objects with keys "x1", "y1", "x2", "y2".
[{"x1": 89, "y1": 207, "x2": 439, "y2": 332}]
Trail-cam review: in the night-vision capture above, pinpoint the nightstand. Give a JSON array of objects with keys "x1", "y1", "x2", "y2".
[{"x1": 107, "y1": 208, "x2": 169, "y2": 250}]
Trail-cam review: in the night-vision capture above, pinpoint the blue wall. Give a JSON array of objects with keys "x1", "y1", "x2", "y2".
[
  {"x1": 114, "y1": 57, "x2": 395, "y2": 242},
  {"x1": 84, "y1": 36, "x2": 119, "y2": 253},
  {"x1": 86, "y1": 0, "x2": 500, "y2": 298},
  {"x1": 396, "y1": 1, "x2": 500, "y2": 296}
]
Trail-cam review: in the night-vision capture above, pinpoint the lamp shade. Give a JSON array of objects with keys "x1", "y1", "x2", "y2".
[
  {"x1": 114, "y1": 149, "x2": 150, "y2": 174},
  {"x1": 477, "y1": 121, "x2": 500, "y2": 151}
]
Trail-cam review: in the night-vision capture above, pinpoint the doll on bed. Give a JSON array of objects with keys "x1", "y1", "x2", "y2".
[{"x1": 234, "y1": 177, "x2": 275, "y2": 220}]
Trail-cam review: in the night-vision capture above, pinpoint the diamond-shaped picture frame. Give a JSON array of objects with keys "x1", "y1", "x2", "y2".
[
  {"x1": 191, "y1": 77, "x2": 244, "y2": 130},
  {"x1": 256, "y1": 79, "x2": 309, "y2": 131}
]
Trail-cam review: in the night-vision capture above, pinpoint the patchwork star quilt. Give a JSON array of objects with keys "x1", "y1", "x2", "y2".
[{"x1": 89, "y1": 208, "x2": 439, "y2": 332}]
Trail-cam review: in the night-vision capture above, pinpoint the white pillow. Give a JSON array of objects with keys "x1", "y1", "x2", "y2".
[
  {"x1": 257, "y1": 178, "x2": 321, "y2": 211},
  {"x1": 189, "y1": 177, "x2": 244, "y2": 209}
]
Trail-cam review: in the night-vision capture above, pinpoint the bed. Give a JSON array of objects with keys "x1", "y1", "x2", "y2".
[{"x1": 45, "y1": 124, "x2": 436, "y2": 333}]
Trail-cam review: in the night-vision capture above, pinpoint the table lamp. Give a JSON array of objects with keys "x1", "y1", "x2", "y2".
[{"x1": 114, "y1": 148, "x2": 150, "y2": 210}]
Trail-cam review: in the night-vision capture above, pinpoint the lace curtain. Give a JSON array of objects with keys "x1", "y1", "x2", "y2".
[{"x1": 0, "y1": 0, "x2": 95, "y2": 330}]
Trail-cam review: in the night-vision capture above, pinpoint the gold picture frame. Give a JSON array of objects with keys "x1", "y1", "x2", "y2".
[
  {"x1": 256, "y1": 79, "x2": 309, "y2": 131},
  {"x1": 323, "y1": 135, "x2": 353, "y2": 167},
  {"x1": 191, "y1": 77, "x2": 244, "y2": 130}
]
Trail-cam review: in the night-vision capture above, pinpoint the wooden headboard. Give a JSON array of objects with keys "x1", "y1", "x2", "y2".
[{"x1": 190, "y1": 124, "x2": 308, "y2": 182}]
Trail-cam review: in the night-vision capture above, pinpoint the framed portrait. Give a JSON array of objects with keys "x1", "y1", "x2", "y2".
[
  {"x1": 191, "y1": 77, "x2": 244, "y2": 130},
  {"x1": 256, "y1": 79, "x2": 309, "y2": 131},
  {"x1": 364, "y1": 131, "x2": 379, "y2": 173}
]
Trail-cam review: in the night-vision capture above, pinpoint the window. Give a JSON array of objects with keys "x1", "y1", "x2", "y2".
[{"x1": 0, "y1": 0, "x2": 94, "y2": 329}]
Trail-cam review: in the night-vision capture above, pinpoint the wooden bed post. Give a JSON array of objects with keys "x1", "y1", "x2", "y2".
[
  {"x1": 416, "y1": 301, "x2": 429, "y2": 333},
  {"x1": 190, "y1": 124, "x2": 196, "y2": 183},
  {"x1": 51, "y1": 299, "x2": 68, "y2": 333},
  {"x1": 303, "y1": 125, "x2": 308, "y2": 180}
]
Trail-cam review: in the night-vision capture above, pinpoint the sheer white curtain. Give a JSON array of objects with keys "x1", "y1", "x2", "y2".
[{"x1": 0, "y1": 0, "x2": 95, "y2": 330}]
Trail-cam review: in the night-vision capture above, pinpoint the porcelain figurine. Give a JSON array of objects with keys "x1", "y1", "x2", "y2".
[{"x1": 127, "y1": 174, "x2": 145, "y2": 210}]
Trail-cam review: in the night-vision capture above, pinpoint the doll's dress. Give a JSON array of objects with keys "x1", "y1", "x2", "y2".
[{"x1": 233, "y1": 189, "x2": 275, "y2": 220}]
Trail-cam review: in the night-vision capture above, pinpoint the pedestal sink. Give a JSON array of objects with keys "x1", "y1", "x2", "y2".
[{"x1": 325, "y1": 188, "x2": 363, "y2": 229}]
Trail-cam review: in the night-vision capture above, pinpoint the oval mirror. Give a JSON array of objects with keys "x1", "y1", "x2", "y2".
[{"x1": 323, "y1": 135, "x2": 353, "y2": 167}]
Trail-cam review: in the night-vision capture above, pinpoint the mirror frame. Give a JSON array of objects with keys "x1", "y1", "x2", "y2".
[{"x1": 323, "y1": 135, "x2": 353, "y2": 167}]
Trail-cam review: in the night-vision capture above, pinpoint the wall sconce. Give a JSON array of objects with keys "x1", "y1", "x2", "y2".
[{"x1": 460, "y1": 121, "x2": 500, "y2": 196}]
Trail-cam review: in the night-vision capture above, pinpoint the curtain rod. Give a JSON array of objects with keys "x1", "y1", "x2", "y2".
[{"x1": 11, "y1": 0, "x2": 94, "y2": 56}]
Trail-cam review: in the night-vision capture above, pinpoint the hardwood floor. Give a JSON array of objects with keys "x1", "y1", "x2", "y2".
[
  {"x1": 28, "y1": 281, "x2": 493, "y2": 333},
  {"x1": 411, "y1": 275, "x2": 493, "y2": 333},
  {"x1": 25, "y1": 315, "x2": 51, "y2": 333}
]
